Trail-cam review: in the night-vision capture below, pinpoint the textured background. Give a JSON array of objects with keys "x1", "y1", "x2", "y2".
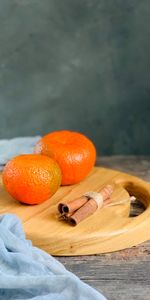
[{"x1": 0, "y1": 0, "x2": 150, "y2": 154}]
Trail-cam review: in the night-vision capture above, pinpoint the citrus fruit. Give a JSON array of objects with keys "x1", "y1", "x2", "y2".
[
  {"x1": 34, "y1": 130, "x2": 96, "y2": 185},
  {"x1": 2, "y1": 154, "x2": 62, "y2": 204}
]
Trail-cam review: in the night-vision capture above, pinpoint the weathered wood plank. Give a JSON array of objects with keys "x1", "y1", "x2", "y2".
[
  {"x1": 98, "y1": 156, "x2": 150, "y2": 182},
  {"x1": 58, "y1": 156, "x2": 150, "y2": 300},
  {"x1": 58, "y1": 254, "x2": 150, "y2": 300}
]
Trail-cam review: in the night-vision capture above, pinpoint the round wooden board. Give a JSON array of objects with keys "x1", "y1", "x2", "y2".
[{"x1": 0, "y1": 166, "x2": 150, "y2": 256}]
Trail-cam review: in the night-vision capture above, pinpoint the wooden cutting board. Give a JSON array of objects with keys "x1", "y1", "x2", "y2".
[{"x1": 0, "y1": 166, "x2": 150, "y2": 256}]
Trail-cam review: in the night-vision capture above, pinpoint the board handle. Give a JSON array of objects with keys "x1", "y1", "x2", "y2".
[{"x1": 115, "y1": 174, "x2": 150, "y2": 210}]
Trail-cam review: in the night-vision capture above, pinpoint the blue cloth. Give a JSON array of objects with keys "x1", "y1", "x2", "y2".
[
  {"x1": 0, "y1": 136, "x2": 40, "y2": 170},
  {"x1": 0, "y1": 137, "x2": 107, "y2": 300},
  {"x1": 0, "y1": 214, "x2": 106, "y2": 300}
]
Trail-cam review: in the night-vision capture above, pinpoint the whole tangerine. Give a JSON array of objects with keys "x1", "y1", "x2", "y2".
[
  {"x1": 2, "y1": 154, "x2": 62, "y2": 204},
  {"x1": 34, "y1": 130, "x2": 96, "y2": 185}
]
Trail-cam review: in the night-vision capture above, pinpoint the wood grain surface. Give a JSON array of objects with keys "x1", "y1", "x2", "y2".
[
  {"x1": 1, "y1": 163, "x2": 150, "y2": 256},
  {"x1": 58, "y1": 156, "x2": 150, "y2": 300},
  {"x1": 0, "y1": 167, "x2": 131, "y2": 255}
]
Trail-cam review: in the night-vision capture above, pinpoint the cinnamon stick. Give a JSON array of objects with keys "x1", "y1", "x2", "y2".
[
  {"x1": 99, "y1": 185, "x2": 113, "y2": 201},
  {"x1": 68, "y1": 198, "x2": 98, "y2": 226},
  {"x1": 68, "y1": 186, "x2": 113, "y2": 226},
  {"x1": 58, "y1": 185, "x2": 113, "y2": 226},
  {"x1": 59, "y1": 212, "x2": 73, "y2": 221},
  {"x1": 58, "y1": 196, "x2": 89, "y2": 214}
]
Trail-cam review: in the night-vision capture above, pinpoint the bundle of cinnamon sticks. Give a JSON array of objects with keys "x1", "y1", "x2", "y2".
[{"x1": 58, "y1": 185, "x2": 113, "y2": 226}]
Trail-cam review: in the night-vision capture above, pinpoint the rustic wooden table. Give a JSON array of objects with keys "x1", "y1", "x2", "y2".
[{"x1": 58, "y1": 156, "x2": 150, "y2": 300}]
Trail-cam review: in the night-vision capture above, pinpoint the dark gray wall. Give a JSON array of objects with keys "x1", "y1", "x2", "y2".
[{"x1": 0, "y1": 0, "x2": 150, "y2": 155}]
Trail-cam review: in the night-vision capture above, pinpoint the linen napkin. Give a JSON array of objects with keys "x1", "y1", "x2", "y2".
[
  {"x1": 0, "y1": 136, "x2": 40, "y2": 170},
  {"x1": 0, "y1": 137, "x2": 107, "y2": 300}
]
